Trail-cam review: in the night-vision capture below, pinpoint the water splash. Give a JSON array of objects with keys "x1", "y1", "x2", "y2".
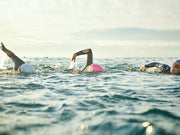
[
  {"x1": 0, "y1": 51, "x2": 8, "y2": 69},
  {"x1": 69, "y1": 61, "x2": 75, "y2": 69}
]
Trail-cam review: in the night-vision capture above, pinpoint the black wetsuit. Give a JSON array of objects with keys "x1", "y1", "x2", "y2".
[
  {"x1": 145, "y1": 62, "x2": 170, "y2": 74},
  {"x1": 75, "y1": 49, "x2": 93, "y2": 71},
  {"x1": 12, "y1": 55, "x2": 25, "y2": 71}
]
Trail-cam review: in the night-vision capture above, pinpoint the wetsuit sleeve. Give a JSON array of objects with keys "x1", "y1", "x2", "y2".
[
  {"x1": 1, "y1": 44, "x2": 25, "y2": 70},
  {"x1": 144, "y1": 62, "x2": 160, "y2": 68},
  {"x1": 13, "y1": 55, "x2": 25, "y2": 70},
  {"x1": 75, "y1": 49, "x2": 93, "y2": 71}
]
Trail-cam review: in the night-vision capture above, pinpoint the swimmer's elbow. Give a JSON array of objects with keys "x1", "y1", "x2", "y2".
[
  {"x1": 88, "y1": 48, "x2": 92, "y2": 53},
  {"x1": 82, "y1": 48, "x2": 92, "y2": 54}
]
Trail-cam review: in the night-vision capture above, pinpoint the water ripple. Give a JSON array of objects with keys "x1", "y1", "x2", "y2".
[
  {"x1": 0, "y1": 57, "x2": 179, "y2": 135},
  {"x1": 140, "y1": 108, "x2": 180, "y2": 120}
]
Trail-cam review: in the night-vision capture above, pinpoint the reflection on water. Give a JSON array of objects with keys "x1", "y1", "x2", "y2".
[
  {"x1": 146, "y1": 125, "x2": 153, "y2": 135},
  {"x1": 143, "y1": 122, "x2": 153, "y2": 135}
]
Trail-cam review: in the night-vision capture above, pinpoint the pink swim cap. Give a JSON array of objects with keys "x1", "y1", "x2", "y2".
[{"x1": 92, "y1": 64, "x2": 103, "y2": 73}]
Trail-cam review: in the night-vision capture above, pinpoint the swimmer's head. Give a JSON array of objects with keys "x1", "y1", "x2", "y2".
[
  {"x1": 171, "y1": 60, "x2": 180, "y2": 74},
  {"x1": 174, "y1": 60, "x2": 180, "y2": 68},
  {"x1": 20, "y1": 64, "x2": 36, "y2": 73},
  {"x1": 84, "y1": 64, "x2": 103, "y2": 73}
]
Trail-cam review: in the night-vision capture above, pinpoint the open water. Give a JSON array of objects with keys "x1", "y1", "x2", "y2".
[{"x1": 0, "y1": 57, "x2": 180, "y2": 135}]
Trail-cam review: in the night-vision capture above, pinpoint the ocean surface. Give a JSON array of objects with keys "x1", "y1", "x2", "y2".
[{"x1": 0, "y1": 57, "x2": 180, "y2": 135}]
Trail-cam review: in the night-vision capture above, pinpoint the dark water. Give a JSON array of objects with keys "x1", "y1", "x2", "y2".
[{"x1": 0, "y1": 57, "x2": 180, "y2": 135}]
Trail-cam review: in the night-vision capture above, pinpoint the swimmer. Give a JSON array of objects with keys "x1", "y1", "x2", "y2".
[
  {"x1": 71, "y1": 48, "x2": 103, "y2": 73},
  {"x1": 0, "y1": 42, "x2": 35, "y2": 73},
  {"x1": 139, "y1": 60, "x2": 180, "y2": 74}
]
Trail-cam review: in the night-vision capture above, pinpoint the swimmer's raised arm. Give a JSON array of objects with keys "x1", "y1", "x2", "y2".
[
  {"x1": 75, "y1": 49, "x2": 91, "y2": 56},
  {"x1": 71, "y1": 49, "x2": 92, "y2": 61},
  {"x1": 1, "y1": 42, "x2": 14, "y2": 58},
  {"x1": 144, "y1": 62, "x2": 160, "y2": 68},
  {"x1": 71, "y1": 48, "x2": 93, "y2": 71},
  {"x1": 0, "y1": 42, "x2": 25, "y2": 70},
  {"x1": 71, "y1": 53, "x2": 77, "y2": 62}
]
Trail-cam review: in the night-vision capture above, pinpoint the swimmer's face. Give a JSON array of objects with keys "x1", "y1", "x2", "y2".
[
  {"x1": 171, "y1": 61, "x2": 180, "y2": 74},
  {"x1": 84, "y1": 65, "x2": 93, "y2": 72}
]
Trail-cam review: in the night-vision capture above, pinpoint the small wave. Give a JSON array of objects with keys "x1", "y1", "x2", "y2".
[
  {"x1": 1, "y1": 83, "x2": 45, "y2": 90},
  {"x1": 0, "y1": 104, "x2": 5, "y2": 112},
  {"x1": 1, "y1": 85, "x2": 24, "y2": 90},
  {"x1": 15, "y1": 123, "x2": 50, "y2": 131},
  {"x1": 77, "y1": 100, "x2": 106, "y2": 111},
  {"x1": 43, "y1": 106, "x2": 56, "y2": 112},
  {"x1": 58, "y1": 109, "x2": 77, "y2": 121},
  {"x1": 25, "y1": 83, "x2": 45, "y2": 90},
  {"x1": 112, "y1": 94, "x2": 140, "y2": 100},
  {"x1": 5, "y1": 102, "x2": 46, "y2": 108},
  {"x1": 145, "y1": 98, "x2": 171, "y2": 103},
  {"x1": 94, "y1": 109, "x2": 119, "y2": 117},
  {"x1": 140, "y1": 108, "x2": 180, "y2": 120},
  {"x1": 101, "y1": 94, "x2": 140, "y2": 102}
]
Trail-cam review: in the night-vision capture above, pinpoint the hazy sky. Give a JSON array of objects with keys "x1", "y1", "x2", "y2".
[{"x1": 0, "y1": 0, "x2": 180, "y2": 58}]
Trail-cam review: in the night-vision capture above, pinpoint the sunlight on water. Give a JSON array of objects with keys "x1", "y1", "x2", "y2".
[
  {"x1": 81, "y1": 124, "x2": 89, "y2": 130},
  {"x1": 143, "y1": 122, "x2": 150, "y2": 128},
  {"x1": 146, "y1": 125, "x2": 153, "y2": 135},
  {"x1": 143, "y1": 122, "x2": 153, "y2": 135}
]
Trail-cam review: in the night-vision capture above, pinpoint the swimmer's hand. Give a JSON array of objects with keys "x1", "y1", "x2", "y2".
[
  {"x1": 139, "y1": 66, "x2": 146, "y2": 71},
  {"x1": 71, "y1": 53, "x2": 77, "y2": 62},
  {"x1": 0, "y1": 42, "x2": 5, "y2": 50},
  {"x1": 124, "y1": 67, "x2": 131, "y2": 71}
]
